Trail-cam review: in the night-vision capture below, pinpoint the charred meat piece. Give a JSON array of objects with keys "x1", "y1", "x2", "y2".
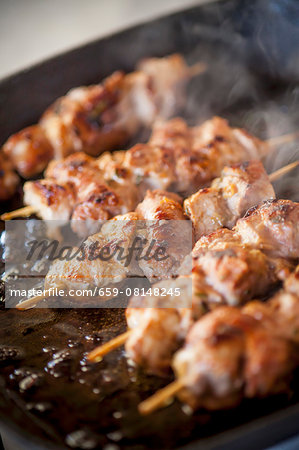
[
  {"x1": 125, "y1": 277, "x2": 194, "y2": 376},
  {"x1": 173, "y1": 264, "x2": 299, "y2": 411},
  {"x1": 149, "y1": 117, "x2": 269, "y2": 195},
  {"x1": 184, "y1": 160, "x2": 275, "y2": 241},
  {"x1": 192, "y1": 199, "x2": 299, "y2": 307},
  {"x1": 0, "y1": 153, "x2": 20, "y2": 201},
  {"x1": 3, "y1": 125, "x2": 54, "y2": 178},
  {"x1": 1, "y1": 54, "x2": 192, "y2": 186},
  {"x1": 136, "y1": 190, "x2": 190, "y2": 280},
  {"x1": 45, "y1": 212, "x2": 139, "y2": 297},
  {"x1": 25, "y1": 152, "x2": 140, "y2": 236},
  {"x1": 173, "y1": 304, "x2": 298, "y2": 410},
  {"x1": 236, "y1": 199, "x2": 299, "y2": 259},
  {"x1": 23, "y1": 179, "x2": 76, "y2": 221}
]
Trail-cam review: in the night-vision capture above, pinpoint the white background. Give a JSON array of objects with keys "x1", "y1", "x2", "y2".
[{"x1": 0, "y1": 0, "x2": 208, "y2": 79}]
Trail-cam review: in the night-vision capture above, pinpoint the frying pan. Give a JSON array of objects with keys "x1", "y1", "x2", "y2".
[{"x1": 1, "y1": 1, "x2": 299, "y2": 448}]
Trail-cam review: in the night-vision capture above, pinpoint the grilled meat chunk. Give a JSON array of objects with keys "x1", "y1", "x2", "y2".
[
  {"x1": 23, "y1": 179, "x2": 76, "y2": 221},
  {"x1": 125, "y1": 277, "x2": 194, "y2": 376},
  {"x1": 149, "y1": 117, "x2": 269, "y2": 195},
  {"x1": 191, "y1": 199, "x2": 299, "y2": 307},
  {"x1": 173, "y1": 305, "x2": 298, "y2": 410},
  {"x1": 172, "y1": 264, "x2": 299, "y2": 411},
  {"x1": 184, "y1": 160, "x2": 275, "y2": 241},
  {"x1": 0, "y1": 153, "x2": 20, "y2": 201},
  {"x1": 236, "y1": 199, "x2": 299, "y2": 259},
  {"x1": 3, "y1": 125, "x2": 54, "y2": 178},
  {"x1": 136, "y1": 190, "x2": 190, "y2": 280},
  {"x1": 44, "y1": 212, "x2": 139, "y2": 297}
]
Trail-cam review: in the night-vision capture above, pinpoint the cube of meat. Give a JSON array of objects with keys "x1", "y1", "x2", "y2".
[
  {"x1": 124, "y1": 143, "x2": 177, "y2": 192},
  {"x1": 150, "y1": 117, "x2": 202, "y2": 194},
  {"x1": 184, "y1": 160, "x2": 275, "y2": 241},
  {"x1": 184, "y1": 188, "x2": 230, "y2": 241},
  {"x1": 71, "y1": 180, "x2": 140, "y2": 237},
  {"x1": 136, "y1": 189, "x2": 183, "y2": 219},
  {"x1": 23, "y1": 179, "x2": 76, "y2": 221},
  {"x1": 236, "y1": 199, "x2": 299, "y2": 259},
  {"x1": 125, "y1": 277, "x2": 194, "y2": 376},
  {"x1": 193, "y1": 245, "x2": 284, "y2": 306},
  {"x1": 45, "y1": 152, "x2": 99, "y2": 192},
  {"x1": 45, "y1": 212, "x2": 139, "y2": 297},
  {"x1": 0, "y1": 153, "x2": 20, "y2": 201},
  {"x1": 137, "y1": 54, "x2": 187, "y2": 120},
  {"x1": 213, "y1": 160, "x2": 275, "y2": 219},
  {"x1": 173, "y1": 306, "x2": 297, "y2": 410},
  {"x1": 149, "y1": 117, "x2": 269, "y2": 195},
  {"x1": 40, "y1": 71, "x2": 128, "y2": 158},
  {"x1": 192, "y1": 226, "x2": 294, "y2": 307},
  {"x1": 3, "y1": 125, "x2": 53, "y2": 178},
  {"x1": 136, "y1": 190, "x2": 191, "y2": 280}
]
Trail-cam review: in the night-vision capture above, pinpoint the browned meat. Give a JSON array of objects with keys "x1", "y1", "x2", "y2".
[
  {"x1": 236, "y1": 199, "x2": 299, "y2": 259},
  {"x1": 45, "y1": 212, "x2": 139, "y2": 296},
  {"x1": 3, "y1": 125, "x2": 54, "y2": 178},
  {"x1": 136, "y1": 190, "x2": 190, "y2": 280},
  {"x1": 184, "y1": 160, "x2": 275, "y2": 241},
  {"x1": 136, "y1": 189, "x2": 184, "y2": 219},
  {"x1": 125, "y1": 277, "x2": 194, "y2": 376},
  {"x1": 149, "y1": 117, "x2": 269, "y2": 195},
  {"x1": 172, "y1": 263, "x2": 299, "y2": 411},
  {"x1": 123, "y1": 143, "x2": 177, "y2": 192},
  {"x1": 23, "y1": 179, "x2": 76, "y2": 221},
  {"x1": 1, "y1": 54, "x2": 193, "y2": 183},
  {"x1": 192, "y1": 245, "x2": 287, "y2": 307},
  {"x1": 191, "y1": 199, "x2": 299, "y2": 307},
  {"x1": 173, "y1": 305, "x2": 298, "y2": 410},
  {"x1": 123, "y1": 201, "x2": 299, "y2": 376},
  {"x1": 0, "y1": 153, "x2": 20, "y2": 201},
  {"x1": 40, "y1": 71, "x2": 128, "y2": 159},
  {"x1": 24, "y1": 152, "x2": 140, "y2": 235}
]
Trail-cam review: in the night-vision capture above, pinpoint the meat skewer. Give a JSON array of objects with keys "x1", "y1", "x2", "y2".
[
  {"x1": 87, "y1": 198, "x2": 299, "y2": 370},
  {"x1": 0, "y1": 55, "x2": 205, "y2": 194},
  {"x1": 0, "y1": 153, "x2": 20, "y2": 202},
  {"x1": 138, "y1": 265, "x2": 299, "y2": 415},
  {"x1": 13, "y1": 160, "x2": 293, "y2": 309},
  {"x1": 14, "y1": 189, "x2": 188, "y2": 309},
  {"x1": 2, "y1": 117, "x2": 298, "y2": 225}
]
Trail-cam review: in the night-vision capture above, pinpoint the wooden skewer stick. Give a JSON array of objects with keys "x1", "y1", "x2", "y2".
[
  {"x1": 187, "y1": 62, "x2": 207, "y2": 78},
  {"x1": 268, "y1": 161, "x2": 299, "y2": 182},
  {"x1": 138, "y1": 379, "x2": 185, "y2": 415},
  {"x1": 15, "y1": 289, "x2": 51, "y2": 310},
  {"x1": 1, "y1": 205, "x2": 36, "y2": 221},
  {"x1": 87, "y1": 330, "x2": 132, "y2": 362},
  {"x1": 267, "y1": 131, "x2": 299, "y2": 148}
]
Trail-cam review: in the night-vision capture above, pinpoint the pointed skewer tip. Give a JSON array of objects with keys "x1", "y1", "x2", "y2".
[
  {"x1": 269, "y1": 161, "x2": 299, "y2": 183},
  {"x1": 1, "y1": 205, "x2": 36, "y2": 221},
  {"x1": 138, "y1": 379, "x2": 184, "y2": 415},
  {"x1": 87, "y1": 329, "x2": 132, "y2": 362}
]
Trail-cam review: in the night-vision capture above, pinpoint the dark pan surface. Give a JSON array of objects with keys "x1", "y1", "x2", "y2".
[{"x1": 1, "y1": 1, "x2": 299, "y2": 449}]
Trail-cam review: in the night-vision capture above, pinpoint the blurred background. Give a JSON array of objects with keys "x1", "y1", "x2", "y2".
[{"x1": 0, "y1": 0, "x2": 207, "y2": 79}]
